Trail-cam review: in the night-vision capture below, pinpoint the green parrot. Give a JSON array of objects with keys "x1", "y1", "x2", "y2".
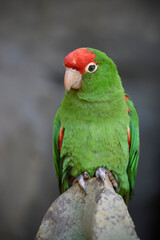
[{"x1": 53, "y1": 48, "x2": 139, "y2": 204}]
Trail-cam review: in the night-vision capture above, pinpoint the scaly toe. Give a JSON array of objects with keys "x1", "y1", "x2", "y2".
[
  {"x1": 111, "y1": 180, "x2": 119, "y2": 192},
  {"x1": 107, "y1": 171, "x2": 119, "y2": 192}
]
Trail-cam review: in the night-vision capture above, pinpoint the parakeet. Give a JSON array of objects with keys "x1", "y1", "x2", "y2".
[{"x1": 53, "y1": 48, "x2": 139, "y2": 204}]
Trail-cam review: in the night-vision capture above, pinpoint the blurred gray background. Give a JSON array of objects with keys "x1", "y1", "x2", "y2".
[{"x1": 0, "y1": 0, "x2": 159, "y2": 239}]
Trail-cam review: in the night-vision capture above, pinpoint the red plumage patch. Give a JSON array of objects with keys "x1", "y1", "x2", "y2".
[
  {"x1": 58, "y1": 126, "x2": 64, "y2": 154},
  {"x1": 125, "y1": 95, "x2": 129, "y2": 101},
  {"x1": 125, "y1": 96, "x2": 131, "y2": 113},
  {"x1": 64, "y1": 48, "x2": 97, "y2": 74},
  {"x1": 127, "y1": 126, "x2": 131, "y2": 151},
  {"x1": 125, "y1": 95, "x2": 131, "y2": 151}
]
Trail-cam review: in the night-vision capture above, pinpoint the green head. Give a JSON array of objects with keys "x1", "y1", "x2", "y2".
[{"x1": 64, "y1": 48, "x2": 122, "y2": 101}]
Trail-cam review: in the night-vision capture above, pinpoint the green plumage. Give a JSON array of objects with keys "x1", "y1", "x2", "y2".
[{"x1": 53, "y1": 48, "x2": 139, "y2": 204}]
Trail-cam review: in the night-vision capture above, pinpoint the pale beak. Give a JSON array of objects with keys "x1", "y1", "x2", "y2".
[{"x1": 64, "y1": 68, "x2": 82, "y2": 93}]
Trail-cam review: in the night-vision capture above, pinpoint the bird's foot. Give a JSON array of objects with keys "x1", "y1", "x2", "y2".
[
  {"x1": 95, "y1": 167, "x2": 106, "y2": 181},
  {"x1": 95, "y1": 167, "x2": 119, "y2": 192},
  {"x1": 72, "y1": 171, "x2": 90, "y2": 194}
]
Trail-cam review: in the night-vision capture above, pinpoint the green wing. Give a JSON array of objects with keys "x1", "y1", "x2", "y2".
[
  {"x1": 53, "y1": 114, "x2": 62, "y2": 189},
  {"x1": 126, "y1": 94, "x2": 140, "y2": 197},
  {"x1": 53, "y1": 114, "x2": 70, "y2": 193}
]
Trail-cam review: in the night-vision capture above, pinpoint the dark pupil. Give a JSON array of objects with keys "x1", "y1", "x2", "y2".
[{"x1": 88, "y1": 64, "x2": 95, "y2": 72}]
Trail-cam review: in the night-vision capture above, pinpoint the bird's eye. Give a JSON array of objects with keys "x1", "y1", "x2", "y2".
[{"x1": 85, "y1": 62, "x2": 98, "y2": 73}]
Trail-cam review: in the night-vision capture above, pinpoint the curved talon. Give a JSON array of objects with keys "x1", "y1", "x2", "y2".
[
  {"x1": 115, "y1": 186, "x2": 119, "y2": 192},
  {"x1": 95, "y1": 167, "x2": 119, "y2": 192},
  {"x1": 83, "y1": 171, "x2": 90, "y2": 179},
  {"x1": 72, "y1": 171, "x2": 90, "y2": 194},
  {"x1": 78, "y1": 174, "x2": 87, "y2": 194},
  {"x1": 95, "y1": 167, "x2": 106, "y2": 181}
]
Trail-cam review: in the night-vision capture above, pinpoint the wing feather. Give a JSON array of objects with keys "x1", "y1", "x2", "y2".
[
  {"x1": 125, "y1": 94, "x2": 140, "y2": 197},
  {"x1": 53, "y1": 115, "x2": 62, "y2": 189}
]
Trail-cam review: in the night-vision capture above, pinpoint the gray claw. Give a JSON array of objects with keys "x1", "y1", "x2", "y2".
[
  {"x1": 95, "y1": 167, "x2": 106, "y2": 181},
  {"x1": 73, "y1": 174, "x2": 87, "y2": 194},
  {"x1": 83, "y1": 171, "x2": 90, "y2": 179},
  {"x1": 78, "y1": 175, "x2": 87, "y2": 194},
  {"x1": 115, "y1": 186, "x2": 119, "y2": 192},
  {"x1": 95, "y1": 167, "x2": 119, "y2": 192}
]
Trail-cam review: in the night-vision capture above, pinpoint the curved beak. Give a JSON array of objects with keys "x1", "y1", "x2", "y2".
[{"x1": 64, "y1": 68, "x2": 82, "y2": 93}]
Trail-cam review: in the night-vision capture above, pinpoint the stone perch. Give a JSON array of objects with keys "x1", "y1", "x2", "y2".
[{"x1": 35, "y1": 175, "x2": 139, "y2": 240}]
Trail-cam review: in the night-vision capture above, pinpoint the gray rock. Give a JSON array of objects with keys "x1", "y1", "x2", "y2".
[{"x1": 36, "y1": 177, "x2": 139, "y2": 240}]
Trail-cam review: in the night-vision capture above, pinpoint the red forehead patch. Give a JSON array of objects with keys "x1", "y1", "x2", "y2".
[{"x1": 64, "y1": 48, "x2": 96, "y2": 74}]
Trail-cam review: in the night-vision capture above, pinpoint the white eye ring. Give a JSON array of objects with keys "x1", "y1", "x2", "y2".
[{"x1": 85, "y1": 62, "x2": 98, "y2": 73}]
